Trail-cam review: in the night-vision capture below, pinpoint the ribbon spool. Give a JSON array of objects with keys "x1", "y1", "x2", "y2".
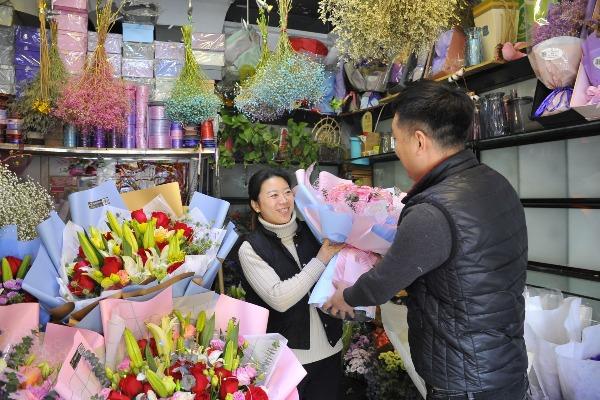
[
  {"x1": 123, "y1": 133, "x2": 136, "y2": 148},
  {"x1": 93, "y1": 127, "x2": 106, "y2": 148},
  {"x1": 63, "y1": 124, "x2": 78, "y2": 148}
]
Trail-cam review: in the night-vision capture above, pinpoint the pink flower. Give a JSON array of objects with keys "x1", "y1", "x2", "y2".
[
  {"x1": 233, "y1": 391, "x2": 246, "y2": 400},
  {"x1": 233, "y1": 365, "x2": 257, "y2": 386},
  {"x1": 210, "y1": 339, "x2": 225, "y2": 351},
  {"x1": 117, "y1": 357, "x2": 131, "y2": 372},
  {"x1": 183, "y1": 324, "x2": 196, "y2": 340},
  {"x1": 238, "y1": 336, "x2": 246, "y2": 348}
]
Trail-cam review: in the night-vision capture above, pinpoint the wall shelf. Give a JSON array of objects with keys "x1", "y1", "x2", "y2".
[{"x1": 0, "y1": 144, "x2": 215, "y2": 158}]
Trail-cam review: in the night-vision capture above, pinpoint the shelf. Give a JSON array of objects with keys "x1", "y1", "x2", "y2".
[
  {"x1": 521, "y1": 198, "x2": 600, "y2": 209},
  {"x1": 433, "y1": 59, "x2": 506, "y2": 83},
  {"x1": 347, "y1": 151, "x2": 397, "y2": 164},
  {"x1": 0, "y1": 144, "x2": 215, "y2": 158},
  {"x1": 528, "y1": 261, "x2": 600, "y2": 283},
  {"x1": 475, "y1": 120, "x2": 600, "y2": 150}
]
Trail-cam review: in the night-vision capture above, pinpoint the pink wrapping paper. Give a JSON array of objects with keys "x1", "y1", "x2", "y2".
[
  {"x1": 155, "y1": 41, "x2": 185, "y2": 60},
  {"x1": 57, "y1": 31, "x2": 87, "y2": 53},
  {"x1": 266, "y1": 347, "x2": 307, "y2": 400},
  {"x1": 215, "y1": 294, "x2": 269, "y2": 335},
  {"x1": 52, "y1": 0, "x2": 87, "y2": 12},
  {"x1": 121, "y1": 58, "x2": 154, "y2": 78},
  {"x1": 0, "y1": 303, "x2": 39, "y2": 352},
  {"x1": 55, "y1": 10, "x2": 88, "y2": 34},
  {"x1": 192, "y1": 32, "x2": 225, "y2": 51},
  {"x1": 59, "y1": 50, "x2": 86, "y2": 74},
  {"x1": 88, "y1": 32, "x2": 122, "y2": 54},
  {"x1": 42, "y1": 323, "x2": 105, "y2": 365}
]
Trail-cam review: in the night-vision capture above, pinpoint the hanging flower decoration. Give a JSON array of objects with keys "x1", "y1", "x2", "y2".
[
  {"x1": 165, "y1": 24, "x2": 222, "y2": 124},
  {"x1": 235, "y1": 0, "x2": 327, "y2": 121},
  {"x1": 9, "y1": 1, "x2": 67, "y2": 135},
  {"x1": 54, "y1": 0, "x2": 129, "y2": 131},
  {"x1": 319, "y1": 0, "x2": 462, "y2": 63}
]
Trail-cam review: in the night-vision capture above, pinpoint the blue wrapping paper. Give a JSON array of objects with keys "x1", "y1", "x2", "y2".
[
  {"x1": 0, "y1": 224, "x2": 40, "y2": 260},
  {"x1": 14, "y1": 49, "x2": 40, "y2": 67},
  {"x1": 14, "y1": 26, "x2": 41, "y2": 50},
  {"x1": 36, "y1": 211, "x2": 66, "y2": 272},
  {"x1": 189, "y1": 192, "x2": 230, "y2": 228},
  {"x1": 68, "y1": 180, "x2": 128, "y2": 229},
  {"x1": 22, "y1": 245, "x2": 64, "y2": 309},
  {"x1": 15, "y1": 65, "x2": 39, "y2": 83}
]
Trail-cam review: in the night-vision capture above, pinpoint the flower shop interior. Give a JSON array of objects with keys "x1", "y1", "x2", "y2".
[{"x1": 1, "y1": 0, "x2": 600, "y2": 399}]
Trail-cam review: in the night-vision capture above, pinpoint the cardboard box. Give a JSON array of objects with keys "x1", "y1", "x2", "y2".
[{"x1": 122, "y1": 23, "x2": 154, "y2": 43}]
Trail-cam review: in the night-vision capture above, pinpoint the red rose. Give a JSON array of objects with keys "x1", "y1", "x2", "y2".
[
  {"x1": 219, "y1": 377, "x2": 239, "y2": 400},
  {"x1": 5, "y1": 256, "x2": 22, "y2": 276},
  {"x1": 74, "y1": 260, "x2": 90, "y2": 273},
  {"x1": 214, "y1": 367, "x2": 233, "y2": 380},
  {"x1": 69, "y1": 273, "x2": 97, "y2": 296},
  {"x1": 189, "y1": 362, "x2": 207, "y2": 377},
  {"x1": 151, "y1": 211, "x2": 170, "y2": 229},
  {"x1": 101, "y1": 256, "x2": 123, "y2": 277},
  {"x1": 245, "y1": 385, "x2": 268, "y2": 400},
  {"x1": 131, "y1": 209, "x2": 148, "y2": 224},
  {"x1": 108, "y1": 391, "x2": 131, "y2": 400},
  {"x1": 137, "y1": 338, "x2": 158, "y2": 357},
  {"x1": 166, "y1": 360, "x2": 185, "y2": 381},
  {"x1": 195, "y1": 392, "x2": 210, "y2": 400},
  {"x1": 167, "y1": 261, "x2": 184, "y2": 274},
  {"x1": 78, "y1": 246, "x2": 85, "y2": 259},
  {"x1": 119, "y1": 375, "x2": 144, "y2": 398},
  {"x1": 191, "y1": 371, "x2": 210, "y2": 394},
  {"x1": 173, "y1": 222, "x2": 194, "y2": 239},
  {"x1": 157, "y1": 241, "x2": 168, "y2": 252},
  {"x1": 137, "y1": 248, "x2": 149, "y2": 265},
  {"x1": 142, "y1": 383, "x2": 153, "y2": 394}
]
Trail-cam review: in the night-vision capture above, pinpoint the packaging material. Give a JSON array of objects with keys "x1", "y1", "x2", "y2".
[
  {"x1": 57, "y1": 31, "x2": 87, "y2": 53},
  {"x1": 0, "y1": 45, "x2": 13, "y2": 65},
  {"x1": 152, "y1": 77, "x2": 176, "y2": 101},
  {"x1": 344, "y1": 63, "x2": 390, "y2": 93},
  {"x1": 0, "y1": 83, "x2": 14, "y2": 94},
  {"x1": 473, "y1": 0, "x2": 519, "y2": 62},
  {"x1": 192, "y1": 32, "x2": 225, "y2": 51},
  {"x1": 122, "y1": 58, "x2": 154, "y2": 78},
  {"x1": 122, "y1": 41, "x2": 154, "y2": 59},
  {"x1": 0, "y1": 4, "x2": 13, "y2": 26},
  {"x1": 52, "y1": 0, "x2": 88, "y2": 12},
  {"x1": 15, "y1": 65, "x2": 39, "y2": 83},
  {"x1": 88, "y1": 32, "x2": 122, "y2": 54},
  {"x1": 223, "y1": 27, "x2": 260, "y2": 81},
  {"x1": 122, "y1": 1, "x2": 159, "y2": 25},
  {"x1": 122, "y1": 22, "x2": 154, "y2": 43},
  {"x1": 59, "y1": 50, "x2": 86, "y2": 75},
  {"x1": 154, "y1": 59, "x2": 182, "y2": 78},
  {"x1": 201, "y1": 67, "x2": 223, "y2": 81},
  {"x1": 54, "y1": 10, "x2": 88, "y2": 34},
  {"x1": 14, "y1": 26, "x2": 41, "y2": 50},
  {"x1": 14, "y1": 49, "x2": 40, "y2": 67},
  {"x1": 0, "y1": 64, "x2": 15, "y2": 84},
  {"x1": 570, "y1": 62, "x2": 600, "y2": 120},
  {"x1": 123, "y1": 76, "x2": 154, "y2": 87},
  {"x1": 0, "y1": 25, "x2": 13, "y2": 45},
  {"x1": 289, "y1": 37, "x2": 328, "y2": 56},
  {"x1": 154, "y1": 41, "x2": 184, "y2": 60},
  {"x1": 88, "y1": 52, "x2": 122, "y2": 77},
  {"x1": 430, "y1": 28, "x2": 467, "y2": 79},
  {"x1": 193, "y1": 50, "x2": 225, "y2": 66}
]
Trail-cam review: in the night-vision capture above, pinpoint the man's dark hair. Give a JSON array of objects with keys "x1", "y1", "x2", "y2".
[{"x1": 394, "y1": 80, "x2": 474, "y2": 149}]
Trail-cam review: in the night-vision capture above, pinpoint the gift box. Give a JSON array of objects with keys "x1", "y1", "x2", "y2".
[
  {"x1": 154, "y1": 41, "x2": 184, "y2": 60},
  {"x1": 122, "y1": 22, "x2": 154, "y2": 43},
  {"x1": 15, "y1": 65, "x2": 39, "y2": 83},
  {"x1": 52, "y1": 0, "x2": 88, "y2": 12},
  {"x1": 57, "y1": 30, "x2": 87, "y2": 53},
  {"x1": 14, "y1": 49, "x2": 40, "y2": 67},
  {"x1": 124, "y1": 76, "x2": 154, "y2": 87},
  {"x1": 192, "y1": 32, "x2": 225, "y2": 51},
  {"x1": 0, "y1": 4, "x2": 13, "y2": 26},
  {"x1": 473, "y1": 0, "x2": 519, "y2": 62},
  {"x1": 54, "y1": 10, "x2": 88, "y2": 34},
  {"x1": 0, "y1": 45, "x2": 13, "y2": 65},
  {"x1": 193, "y1": 50, "x2": 225, "y2": 66},
  {"x1": 122, "y1": 58, "x2": 154, "y2": 78},
  {"x1": 87, "y1": 32, "x2": 122, "y2": 54},
  {"x1": 152, "y1": 77, "x2": 177, "y2": 101},
  {"x1": 14, "y1": 26, "x2": 41, "y2": 50},
  {"x1": 0, "y1": 25, "x2": 13, "y2": 46},
  {"x1": 154, "y1": 59, "x2": 183, "y2": 78},
  {"x1": 0, "y1": 64, "x2": 15, "y2": 84},
  {"x1": 59, "y1": 50, "x2": 86, "y2": 74},
  {"x1": 87, "y1": 52, "x2": 122, "y2": 77},
  {"x1": 201, "y1": 66, "x2": 223, "y2": 81},
  {"x1": 122, "y1": 41, "x2": 154, "y2": 59}
]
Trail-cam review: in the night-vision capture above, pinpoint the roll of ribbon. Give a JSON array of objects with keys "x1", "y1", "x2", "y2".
[
  {"x1": 6, "y1": 129, "x2": 21, "y2": 135},
  {"x1": 171, "y1": 122, "x2": 183, "y2": 130},
  {"x1": 200, "y1": 120, "x2": 214, "y2": 140},
  {"x1": 93, "y1": 127, "x2": 106, "y2": 148},
  {"x1": 148, "y1": 105, "x2": 166, "y2": 119},
  {"x1": 0, "y1": 109, "x2": 8, "y2": 120},
  {"x1": 148, "y1": 136, "x2": 171, "y2": 149},
  {"x1": 149, "y1": 119, "x2": 171, "y2": 132},
  {"x1": 124, "y1": 124, "x2": 136, "y2": 135},
  {"x1": 7, "y1": 122, "x2": 23, "y2": 130},
  {"x1": 123, "y1": 134, "x2": 136, "y2": 148},
  {"x1": 171, "y1": 138, "x2": 183, "y2": 148},
  {"x1": 183, "y1": 137, "x2": 200, "y2": 148},
  {"x1": 63, "y1": 124, "x2": 78, "y2": 148},
  {"x1": 127, "y1": 114, "x2": 136, "y2": 125},
  {"x1": 170, "y1": 130, "x2": 183, "y2": 139},
  {"x1": 107, "y1": 130, "x2": 121, "y2": 148},
  {"x1": 79, "y1": 129, "x2": 91, "y2": 147}
]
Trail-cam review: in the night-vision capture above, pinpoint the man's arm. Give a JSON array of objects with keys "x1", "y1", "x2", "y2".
[{"x1": 343, "y1": 203, "x2": 453, "y2": 307}]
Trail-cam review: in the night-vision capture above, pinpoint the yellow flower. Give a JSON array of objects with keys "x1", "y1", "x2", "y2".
[
  {"x1": 32, "y1": 99, "x2": 51, "y2": 114},
  {"x1": 154, "y1": 226, "x2": 174, "y2": 244}
]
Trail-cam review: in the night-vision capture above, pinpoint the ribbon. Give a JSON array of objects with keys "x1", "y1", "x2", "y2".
[
  {"x1": 534, "y1": 87, "x2": 573, "y2": 118},
  {"x1": 586, "y1": 85, "x2": 600, "y2": 105}
]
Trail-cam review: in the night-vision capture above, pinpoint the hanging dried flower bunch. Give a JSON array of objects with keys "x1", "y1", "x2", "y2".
[
  {"x1": 319, "y1": 0, "x2": 461, "y2": 63},
  {"x1": 235, "y1": 0, "x2": 327, "y2": 121},
  {"x1": 165, "y1": 24, "x2": 222, "y2": 124},
  {"x1": 54, "y1": 0, "x2": 129, "y2": 131},
  {"x1": 9, "y1": 0, "x2": 67, "y2": 135}
]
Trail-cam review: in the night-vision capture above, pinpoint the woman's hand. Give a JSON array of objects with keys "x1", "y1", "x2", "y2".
[{"x1": 316, "y1": 239, "x2": 344, "y2": 264}]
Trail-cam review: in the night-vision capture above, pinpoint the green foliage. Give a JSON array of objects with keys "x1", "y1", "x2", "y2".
[{"x1": 285, "y1": 118, "x2": 319, "y2": 168}]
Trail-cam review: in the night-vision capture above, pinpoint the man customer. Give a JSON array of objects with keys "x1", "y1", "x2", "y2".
[{"x1": 324, "y1": 80, "x2": 529, "y2": 399}]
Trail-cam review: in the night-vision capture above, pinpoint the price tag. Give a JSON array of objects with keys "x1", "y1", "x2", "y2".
[{"x1": 541, "y1": 47, "x2": 564, "y2": 61}]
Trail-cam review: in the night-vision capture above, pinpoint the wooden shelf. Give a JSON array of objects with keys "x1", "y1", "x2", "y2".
[
  {"x1": 347, "y1": 152, "x2": 397, "y2": 164},
  {"x1": 433, "y1": 59, "x2": 506, "y2": 83},
  {"x1": 0, "y1": 144, "x2": 215, "y2": 158}
]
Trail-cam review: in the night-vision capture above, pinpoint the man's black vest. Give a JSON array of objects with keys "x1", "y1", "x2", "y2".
[
  {"x1": 241, "y1": 221, "x2": 342, "y2": 350},
  {"x1": 403, "y1": 150, "x2": 528, "y2": 391}
]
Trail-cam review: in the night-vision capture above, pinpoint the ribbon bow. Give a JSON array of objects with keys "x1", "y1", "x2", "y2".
[{"x1": 534, "y1": 87, "x2": 573, "y2": 117}]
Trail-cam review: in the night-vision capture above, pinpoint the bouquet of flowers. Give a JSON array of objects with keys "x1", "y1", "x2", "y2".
[
  {"x1": 527, "y1": 0, "x2": 587, "y2": 117},
  {"x1": 1, "y1": 255, "x2": 34, "y2": 305},
  {"x1": 294, "y1": 164, "x2": 405, "y2": 319}
]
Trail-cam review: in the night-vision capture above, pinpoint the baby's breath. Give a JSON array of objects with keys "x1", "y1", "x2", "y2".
[{"x1": 0, "y1": 163, "x2": 54, "y2": 240}]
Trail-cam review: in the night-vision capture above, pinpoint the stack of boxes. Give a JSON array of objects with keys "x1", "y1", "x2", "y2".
[
  {"x1": 53, "y1": 0, "x2": 88, "y2": 75},
  {"x1": 153, "y1": 41, "x2": 183, "y2": 101},
  {"x1": 14, "y1": 26, "x2": 41, "y2": 95},
  {"x1": 88, "y1": 32, "x2": 122, "y2": 77},
  {"x1": 122, "y1": 22, "x2": 154, "y2": 88},
  {"x1": 0, "y1": 26, "x2": 14, "y2": 95},
  {"x1": 192, "y1": 32, "x2": 225, "y2": 81}
]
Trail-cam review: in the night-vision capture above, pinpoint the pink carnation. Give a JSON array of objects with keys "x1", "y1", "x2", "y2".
[
  {"x1": 210, "y1": 339, "x2": 225, "y2": 350},
  {"x1": 234, "y1": 365, "x2": 257, "y2": 386}
]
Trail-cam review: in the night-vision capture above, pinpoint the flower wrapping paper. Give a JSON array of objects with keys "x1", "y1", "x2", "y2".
[
  {"x1": 87, "y1": 31, "x2": 122, "y2": 54},
  {"x1": 54, "y1": 10, "x2": 88, "y2": 33}
]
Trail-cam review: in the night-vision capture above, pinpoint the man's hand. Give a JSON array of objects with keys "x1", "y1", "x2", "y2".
[{"x1": 323, "y1": 281, "x2": 355, "y2": 320}]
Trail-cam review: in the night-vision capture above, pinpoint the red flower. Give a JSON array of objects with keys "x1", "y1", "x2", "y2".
[
  {"x1": 74, "y1": 260, "x2": 90, "y2": 273},
  {"x1": 173, "y1": 221, "x2": 194, "y2": 239},
  {"x1": 151, "y1": 211, "x2": 170, "y2": 229},
  {"x1": 137, "y1": 338, "x2": 158, "y2": 357},
  {"x1": 119, "y1": 375, "x2": 144, "y2": 398},
  {"x1": 166, "y1": 360, "x2": 185, "y2": 381},
  {"x1": 157, "y1": 241, "x2": 168, "y2": 252},
  {"x1": 195, "y1": 392, "x2": 210, "y2": 400},
  {"x1": 101, "y1": 256, "x2": 123, "y2": 277},
  {"x1": 5, "y1": 256, "x2": 21, "y2": 276},
  {"x1": 104, "y1": 232, "x2": 113, "y2": 241},
  {"x1": 214, "y1": 367, "x2": 233, "y2": 380},
  {"x1": 167, "y1": 261, "x2": 184, "y2": 274},
  {"x1": 245, "y1": 385, "x2": 268, "y2": 400},
  {"x1": 189, "y1": 362, "x2": 207, "y2": 377},
  {"x1": 69, "y1": 273, "x2": 97, "y2": 296},
  {"x1": 108, "y1": 391, "x2": 131, "y2": 400},
  {"x1": 131, "y1": 209, "x2": 148, "y2": 224},
  {"x1": 78, "y1": 246, "x2": 85, "y2": 259},
  {"x1": 137, "y1": 248, "x2": 149, "y2": 265},
  {"x1": 190, "y1": 371, "x2": 210, "y2": 394},
  {"x1": 219, "y1": 377, "x2": 239, "y2": 400},
  {"x1": 142, "y1": 383, "x2": 153, "y2": 394}
]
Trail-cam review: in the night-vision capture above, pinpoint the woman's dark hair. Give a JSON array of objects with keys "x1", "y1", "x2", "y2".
[{"x1": 248, "y1": 168, "x2": 292, "y2": 230}]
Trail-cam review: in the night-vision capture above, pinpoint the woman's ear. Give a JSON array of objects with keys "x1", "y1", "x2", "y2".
[{"x1": 250, "y1": 199, "x2": 260, "y2": 213}]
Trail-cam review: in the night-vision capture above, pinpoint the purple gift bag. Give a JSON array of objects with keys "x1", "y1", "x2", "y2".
[{"x1": 582, "y1": 33, "x2": 600, "y2": 87}]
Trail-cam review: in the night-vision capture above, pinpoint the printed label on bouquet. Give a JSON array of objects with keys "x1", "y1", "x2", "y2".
[
  {"x1": 594, "y1": 57, "x2": 600, "y2": 70},
  {"x1": 88, "y1": 197, "x2": 110, "y2": 209},
  {"x1": 540, "y1": 48, "x2": 564, "y2": 61},
  {"x1": 69, "y1": 343, "x2": 84, "y2": 369}
]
